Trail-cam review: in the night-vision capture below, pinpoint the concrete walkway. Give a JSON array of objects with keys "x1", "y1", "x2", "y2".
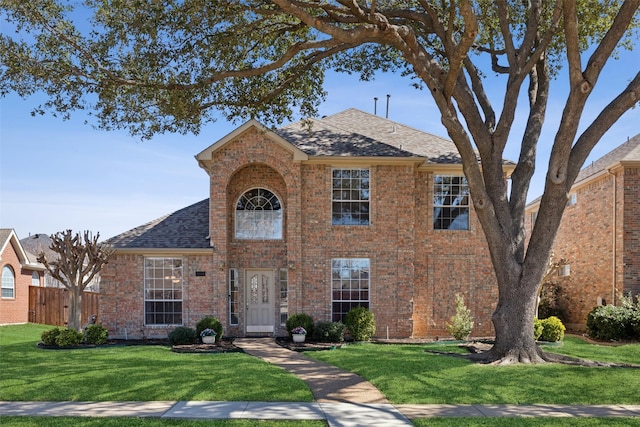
[
  {"x1": 2, "y1": 338, "x2": 639, "y2": 426},
  {"x1": 234, "y1": 338, "x2": 388, "y2": 404}
]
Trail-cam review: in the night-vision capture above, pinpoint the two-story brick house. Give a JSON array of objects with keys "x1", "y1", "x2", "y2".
[
  {"x1": 0, "y1": 229, "x2": 44, "y2": 324},
  {"x1": 100, "y1": 109, "x2": 513, "y2": 339},
  {"x1": 526, "y1": 134, "x2": 640, "y2": 331}
]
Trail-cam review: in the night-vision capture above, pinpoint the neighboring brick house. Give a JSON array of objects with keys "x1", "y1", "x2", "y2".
[
  {"x1": 101, "y1": 109, "x2": 513, "y2": 339},
  {"x1": 0, "y1": 229, "x2": 44, "y2": 324},
  {"x1": 525, "y1": 134, "x2": 640, "y2": 331}
]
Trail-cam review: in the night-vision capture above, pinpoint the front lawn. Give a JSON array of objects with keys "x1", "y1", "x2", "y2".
[
  {"x1": 308, "y1": 337, "x2": 640, "y2": 405},
  {"x1": 0, "y1": 324, "x2": 313, "y2": 402}
]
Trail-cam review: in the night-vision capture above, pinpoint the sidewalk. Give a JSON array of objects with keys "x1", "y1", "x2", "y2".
[
  {"x1": 2, "y1": 401, "x2": 639, "y2": 423},
  {"x1": 2, "y1": 338, "x2": 639, "y2": 426}
]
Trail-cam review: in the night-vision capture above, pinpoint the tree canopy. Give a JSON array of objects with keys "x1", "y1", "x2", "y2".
[{"x1": 2, "y1": 0, "x2": 639, "y2": 363}]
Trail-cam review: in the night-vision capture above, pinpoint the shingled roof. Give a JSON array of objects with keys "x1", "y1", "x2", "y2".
[
  {"x1": 105, "y1": 199, "x2": 211, "y2": 249},
  {"x1": 574, "y1": 133, "x2": 640, "y2": 184},
  {"x1": 278, "y1": 108, "x2": 462, "y2": 163},
  {"x1": 108, "y1": 109, "x2": 494, "y2": 250}
]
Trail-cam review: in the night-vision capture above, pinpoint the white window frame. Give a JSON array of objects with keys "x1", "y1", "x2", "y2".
[
  {"x1": 143, "y1": 257, "x2": 183, "y2": 326},
  {"x1": 331, "y1": 258, "x2": 370, "y2": 322},
  {"x1": 31, "y1": 272, "x2": 40, "y2": 287},
  {"x1": 229, "y1": 268, "x2": 239, "y2": 326},
  {"x1": 2, "y1": 265, "x2": 15, "y2": 298},
  {"x1": 331, "y1": 168, "x2": 370, "y2": 225},
  {"x1": 235, "y1": 188, "x2": 283, "y2": 240},
  {"x1": 279, "y1": 269, "x2": 288, "y2": 326},
  {"x1": 433, "y1": 175, "x2": 470, "y2": 230}
]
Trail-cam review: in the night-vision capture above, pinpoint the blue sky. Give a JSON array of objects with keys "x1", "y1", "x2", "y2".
[{"x1": 1, "y1": 52, "x2": 639, "y2": 241}]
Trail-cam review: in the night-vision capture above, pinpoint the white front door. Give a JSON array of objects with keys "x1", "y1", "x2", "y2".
[{"x1": 245, "y1": 270, "x2": 275, "y2": 333}]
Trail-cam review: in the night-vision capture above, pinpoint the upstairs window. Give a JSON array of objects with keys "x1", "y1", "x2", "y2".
[
  {"x1": 433, "y1": 175, "x2": 470, "y2": 230},
  {"x1": 236, "y1": 188, "x2": 283, "y2": 239},
  {"x1": 332, "y1": 168, "x2": 370, "y2": 225}
]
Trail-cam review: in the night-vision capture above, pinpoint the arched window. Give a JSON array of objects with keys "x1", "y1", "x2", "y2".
[
  {"x1": 2, "y1": 266, "x2": 15, "y2": 298},
  {"x1": 235, "y1": 188, "x2": 283, "y2": 239},
  {"x1": 32, "y1": 272, "x2": 40, "y2": 287}
]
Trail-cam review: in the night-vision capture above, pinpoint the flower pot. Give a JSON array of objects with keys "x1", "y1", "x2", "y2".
[
  {"x1": 202, "y1": 335, "x2": 216, "y2": 344},
  {"x1": 292, "y1": 333, "x2": 306, "y2": 343}
]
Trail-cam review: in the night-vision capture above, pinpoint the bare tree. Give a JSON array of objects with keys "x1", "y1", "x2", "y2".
[{"x1": 37, "y1": 230, "x2": 113, "y2": 331}]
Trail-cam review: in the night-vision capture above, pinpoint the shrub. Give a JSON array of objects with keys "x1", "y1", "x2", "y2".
[
  {"x1": 286, "y1": 313, "x2": 314, "y2": 338},
  {"x1": 84, "y1": 324, "x2": 109, "y2": 345},
  {"x1": 344, "y1": 306, "x2": 376, "y2": 341},
  {"x1": 195, "y1": 316, "x2": 223, "y2": 341},
  {"x1": 446, "y1": 293, "x2": 474, "y2": 340},
  {"x1": 539, "y1": 316, "x2": 565, "y2": 342},
  {"x1": 313, "y1": 321, "x2": 345, "y2": 342},
  {"x1": 41, "y1": 327, "x2": 62, "y2": 346},
  {"x1": 55, "y1": 328, "x2": 84, "y2": 348},
  {"x1": 587, "y1": 304, "x2": 637, "y2": 341},
  {"x1": 168, "y1": 326, "x2": 198, "y2": 345},
  {"x1": 533, "y1": 318, "x2": 544, "y2": 341}
]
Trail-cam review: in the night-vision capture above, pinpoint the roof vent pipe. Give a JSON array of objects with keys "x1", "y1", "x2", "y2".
[
  {"x1": 386, "y1": 94, "x2": 390, "y2": 118},
  {"x1": 374, "y1": 97, "x2": 378, "y2": 115}
]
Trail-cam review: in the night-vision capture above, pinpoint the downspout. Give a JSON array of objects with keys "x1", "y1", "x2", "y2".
[{"x1": 607, "y1": 167, "x2": 617, "y2": 306}]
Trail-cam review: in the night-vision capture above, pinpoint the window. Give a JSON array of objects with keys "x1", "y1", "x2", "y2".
[
  {"x1": 144, "y1": 257, "x2": 183, "y2": 325},
  {"x1": 2, "y1": 266, "x2": 15, "y2": 298},
  {"x1": 31, "y1": 272, "x2": 40, "y2": 287},
  {"x1": 229, "y1": 269, "x2": 239, "y2": 325},
  {"x1": 567, "y1": 193, "x2": 577, "y2": 206},
  {"x1": 433, "y1": 175, "x2": 470, "y2": 230},
  {"x1": 236, "y1": 188, "x2": 282, "y2": 239},
  {"x1": 331, "y1": 258, "x2": 370, "y2": 322},
  {"x1": 558, "y1": 264, "x2": 571, "y2": 277},
  {"x1": 332, "y1": 168, "x2": 370, "y2": 225},
  {"x1": 279, "y1": 269, "x2": 288, "y2": 325}
]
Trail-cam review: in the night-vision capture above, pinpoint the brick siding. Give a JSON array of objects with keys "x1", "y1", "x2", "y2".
[{"x1": 101, "y1": 127, "x2": 499, "y2": 339}]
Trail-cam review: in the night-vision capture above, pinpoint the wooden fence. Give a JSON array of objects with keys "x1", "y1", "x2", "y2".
[{"x1": 29, "y1": 286, "x2": 99, "y2": 327}]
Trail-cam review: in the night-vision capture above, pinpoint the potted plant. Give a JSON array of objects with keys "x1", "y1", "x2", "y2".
[
  {"x1": 200, "y1": 328, "x2": 217, "y2": 344},
  {"x1": 291, "y1": 326, "x2": 307, "y2": 343}
]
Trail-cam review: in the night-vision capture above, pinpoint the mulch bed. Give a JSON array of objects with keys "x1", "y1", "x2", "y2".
[
  {"x1": 171, "y1": 339, "x2": 241, "y2": 353},
  {"x1": 275, "y1": 337, "x2": 344, "y2": 351}
]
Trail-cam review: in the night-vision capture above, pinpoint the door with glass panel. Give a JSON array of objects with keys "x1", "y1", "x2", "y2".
[{"x1": 245, "y1": 270, "x2": 275, "y2": 333}]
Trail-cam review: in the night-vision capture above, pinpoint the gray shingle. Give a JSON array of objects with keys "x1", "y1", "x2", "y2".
[
  {"x1": 575, "y1": 133, "x2": 640, "y2": 184},
  {"x1": 105, "y1": 199, "x2": 211, "y2": 249},
  {"x1": 278, "y1": 108, "x2": 462, "y2": 162}
]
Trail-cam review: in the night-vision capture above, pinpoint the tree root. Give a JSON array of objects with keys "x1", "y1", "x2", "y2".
[{"x1": 425, "y1": 342, "x2": 640, "y2": 368}]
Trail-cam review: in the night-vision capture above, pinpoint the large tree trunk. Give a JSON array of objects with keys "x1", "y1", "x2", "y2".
[
  {"x1": 489, "y1": 273, "x2": 546, "y2": 364},
  {"x1": 68, "y1": 289, "x2": 83, "y2": 331}
]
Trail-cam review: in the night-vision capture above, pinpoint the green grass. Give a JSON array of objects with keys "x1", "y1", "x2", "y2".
[
  {"x1": 308, "y1": 337, "x2": 640, "y2": 405},
  {"x1": 0, "y1": 418, "x2": 325, "y2": 427},
  {"x1": 0, "y1": 324, "x2": 313, "y2": 402}
]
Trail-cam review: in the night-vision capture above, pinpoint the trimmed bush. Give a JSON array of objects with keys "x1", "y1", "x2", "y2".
[
  {"x1": 344, "y1": 306, "x2": 376, "y2": 341},
  {"x1": 195, "y1": 316, "x2": 224, "y2": 341},
  {"x1": 55, "y1": 328, "x2": 84, "y2": 348},
  {"x1": 533, "y1": 318, "x2": 544, "y2": 341},
  {"x1": 312, "y1": 321, "x2": 345, "y2": 342},
  {"x1": 539, "y1": 316, "x2": 565, "y2": 342},
  {"x1": 587, "y1": 305, "x2": 635, "y2": 341},
  {"x1": 446, "y1": 293, "x2": 474, "y2": 340},
  {"x1": 41, "y1": 327, "x2": 62, "y2": 346},
  {"x1": 286, "y1": 313, "x2": 314, "y2": 338},
  {"x1": 168, "y1": 326, "x2": 198, "y2": 345},
  {"x1": 84, "y1": 324, "x2": 109, "y2": 345}
]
